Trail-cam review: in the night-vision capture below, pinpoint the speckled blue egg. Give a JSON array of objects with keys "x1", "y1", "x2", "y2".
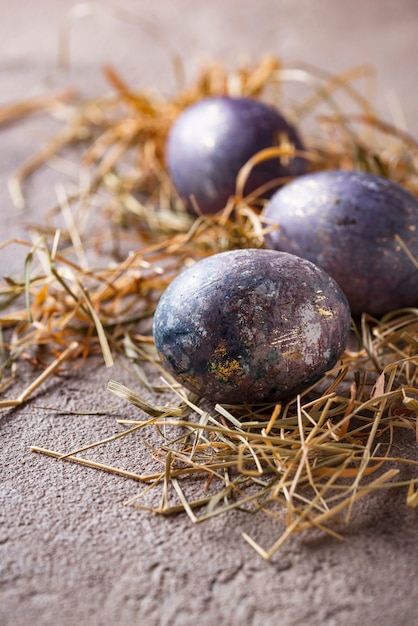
[
  {"x1": 153, "y1": 249, "x2": 351, "y2": 404},
  {"x1": 263, "y1": 170, "x2": 418, "y2": 316}
]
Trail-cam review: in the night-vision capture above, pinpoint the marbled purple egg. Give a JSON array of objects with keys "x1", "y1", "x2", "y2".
[
  {"x1": 263, "y1": 170, "x2": 418, "y2": 316},
  {"x1": 166, "y1": 96, "x2": 306, "y2": 214},
  {"x1": 153, "y1": 249, "x2": 351, "y2": 404}
]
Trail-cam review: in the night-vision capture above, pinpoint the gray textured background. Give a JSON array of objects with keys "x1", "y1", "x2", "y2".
[{"x1": 2, "y1": 2, "x2": 418, "y2": 625}]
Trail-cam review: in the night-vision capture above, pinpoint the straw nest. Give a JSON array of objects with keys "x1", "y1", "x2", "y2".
[{"x1": 1, "y1": 52, "x2": 417, "y2": 558}]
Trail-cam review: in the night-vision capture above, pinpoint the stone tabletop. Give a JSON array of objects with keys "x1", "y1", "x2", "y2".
[{"x1": 1, "y1": 2, "x2": 418, "y2": 625}]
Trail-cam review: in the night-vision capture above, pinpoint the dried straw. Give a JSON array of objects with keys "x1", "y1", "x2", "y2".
[{"x1": 1, "y1": 55, "x2": 417, "y2": 557}]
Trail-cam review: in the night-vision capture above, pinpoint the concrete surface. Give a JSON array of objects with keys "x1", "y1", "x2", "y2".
[{"x1": 1, "y1": 1, "x2": 418, "y2": 625}]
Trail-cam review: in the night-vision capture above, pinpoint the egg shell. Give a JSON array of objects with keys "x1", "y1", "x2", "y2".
[
  {"x1": 263, "y1": 169, "x2": 418, "y2": 316},
  {"x1": 165, "y1": 96, "x2": 306, "y2": 214},
  {"x1": 153, "y1": 249, "x2": 351, "y2": 404}
]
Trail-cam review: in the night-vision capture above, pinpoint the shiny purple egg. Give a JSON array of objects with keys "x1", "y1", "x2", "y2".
[{"x1": 166, "y1": 96, "x2": 306, "y2": 214}]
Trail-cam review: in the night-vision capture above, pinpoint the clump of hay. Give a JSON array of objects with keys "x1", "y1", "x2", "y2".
[{"x1": 1, "y1": 52, "x2": 417, "y2": 557}]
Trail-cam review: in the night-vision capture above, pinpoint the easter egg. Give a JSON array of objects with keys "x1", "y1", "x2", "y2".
[
  {"x1": 166, "y1": 96, "x2": 306, "y2": 214},
  {"x1": 264, "y1": 169, "x2": 418, "y2": 316},
  {"x1": 153, "y1": 249, "x2": 351, "y2": 404}
]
